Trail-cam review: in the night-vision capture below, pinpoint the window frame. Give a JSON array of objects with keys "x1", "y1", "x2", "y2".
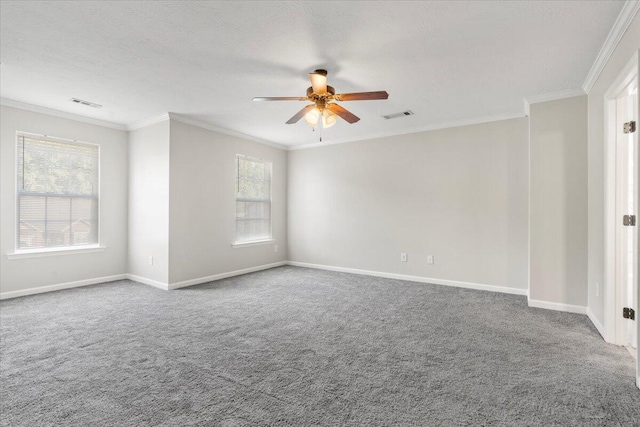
[
  {"x1": 233, "y1": 153, "x2": 273, "y2": 246},
  {"x1": 12, "y1": 131, "x2": 102, "y2": 256}
]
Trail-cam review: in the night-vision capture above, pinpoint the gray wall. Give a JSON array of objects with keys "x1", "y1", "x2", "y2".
[
  {"x1": 0, "y1": 106, "x2": 129, "y2": 294},
  {"x1": 587, "y1": 12, "x2": 640, "y2": 326},
  {"x1": 287, "y1": 118, "x2": 529, "y2": 291},
  {"x1": 529, "y1": 96, "x2": 588, "y2": 307},
  {"x1": 168, "y1": 120, "x2": 287, "y2": 284},
  {"x1": 128, "y1": 121, "x2": 170, "y2": 284}
]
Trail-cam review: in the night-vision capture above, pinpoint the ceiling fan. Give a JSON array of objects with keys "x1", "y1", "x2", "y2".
[{"x1": 253, "y1": 69, "x2": 389, "y2": 129}]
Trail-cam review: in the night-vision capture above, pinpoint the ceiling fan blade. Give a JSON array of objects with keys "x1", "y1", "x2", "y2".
[
  {"x1": 327, "y1": 103, "x2": 360, "y2": 124},
  {"x1": 253, "y1": 96, "x2": 308, "y2": 101},
  {"x1": 333, "y1": 91, "x2": 389, "y2": 101},
  {"x1": 286, "y1": 104, "x2": 316, "y2": 124},
  {"x1": 309, "y1": 71, "x2": 328, "y2": 94}
]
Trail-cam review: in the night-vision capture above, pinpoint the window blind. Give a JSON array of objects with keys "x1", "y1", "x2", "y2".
[
  {"x1": 235, "y1": 154, "x2": 272, "y2": 243},
  {"x1": 17, "y1": 134, "x2": 99, "y2": 250}
]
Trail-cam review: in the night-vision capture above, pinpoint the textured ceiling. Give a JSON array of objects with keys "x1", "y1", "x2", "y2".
[{"x1": 0, "y1": 1, "x2": 624, "y2": 147}]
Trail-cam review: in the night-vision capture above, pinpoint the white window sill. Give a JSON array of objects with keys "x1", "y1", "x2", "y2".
[
  {"x1": 6, "y1": 245, "x2": 106, "y2": 259},
  {"x1": 232, "y1": 239, "x2": 275, "y2": 248}
]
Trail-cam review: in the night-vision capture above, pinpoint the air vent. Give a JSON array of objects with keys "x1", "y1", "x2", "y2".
[
  {"x1": 382, "y1": 110, "x2": 414, "y2": 120},
  {"x1": 70, "y1": 98, "x2": 102, "y2": 108}
]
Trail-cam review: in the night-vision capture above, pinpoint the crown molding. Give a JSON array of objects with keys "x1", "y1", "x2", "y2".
[
  {"x1": 288, "y1": 110, "x2": 526, "y2": 151},
  {"x1": 166, "y1": 113, "x2": 287, "y2": 151},
  {"x1": 524, "y1": 88, "x2": 586, "y2": 106},
  {"x1": 0, "y1": 98, "x2": 127, "y2": 130},
  {"x1": 292, "y1": 86, "x2": 591, "y2": 151},
  {"x1": 582, "y1": 0, "x2": 640, "y2": 93},
  {"x1": 0, "y1": 98, "x2": 282, "y2": 150},
  {"x1": 127, "y1": 113, "x2": 170, "y2": 131}
]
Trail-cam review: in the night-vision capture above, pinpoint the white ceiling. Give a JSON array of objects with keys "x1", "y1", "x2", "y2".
[{"x1": 0, "y1": 1, "x2": 625, "y2": 148}]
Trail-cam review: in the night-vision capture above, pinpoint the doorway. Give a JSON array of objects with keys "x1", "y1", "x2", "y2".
[
  {"x1": 615, "y1": 76, "x2": 638, "y2": 355},
  {"x1": 604, "y1": 53, "x2": 638, "y2": 364}
]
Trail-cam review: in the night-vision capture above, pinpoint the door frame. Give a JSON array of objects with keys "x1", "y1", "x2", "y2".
[{"x1": 604, "y1": 52, "x2": 638, "y2": 348}]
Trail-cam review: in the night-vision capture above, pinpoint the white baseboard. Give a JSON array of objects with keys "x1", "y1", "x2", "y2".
[
  {"x1": 527, "y1": 298, "x2": 587, "y2": 315},
  {"x1": 169, "y1": 261, "x2": 287, "y2": 290},
  {"x1": 0, "y1": 274, "x2": 127, "y2": 300},
  {"x1": 0, "y1": 263, "x2": 592, "y2": 328},
  {"x1": 0, "y1": 263, "x2": 288, "y2": 298},
  {"x1": 286, "y1": 261, "x2": 528, "y2": 296},
  {"x1": 126, "y1": 274, "x2": 169, "y2": 290},
  {"x1": 586, "y1": 307, "x2": 606, "y2": 340}
]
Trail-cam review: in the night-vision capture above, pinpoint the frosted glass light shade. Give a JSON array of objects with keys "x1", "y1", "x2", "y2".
[
  {"x1": 322, "y1": 109, "x2": 337, "y2": 128},
  {"x1": 304, "y1": 108, "x2": 320, "y2": 128}
]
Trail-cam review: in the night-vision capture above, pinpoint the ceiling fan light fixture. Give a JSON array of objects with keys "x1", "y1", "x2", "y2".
[{"x1": 304, "y1": 107, "x2": 337, "y2": 129}]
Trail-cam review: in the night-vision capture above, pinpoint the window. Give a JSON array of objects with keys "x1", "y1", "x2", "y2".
[
  {"x1": 16, "y1": 133, "x2": 99, "y2": 251},
  {"x1": 235, "y1": 154, "x2": 272, "y2": 244}
]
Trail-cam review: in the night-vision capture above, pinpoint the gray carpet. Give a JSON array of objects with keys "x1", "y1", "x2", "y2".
[{"x1": 1, "y1": 266, "x2": 638, "y2": 426}]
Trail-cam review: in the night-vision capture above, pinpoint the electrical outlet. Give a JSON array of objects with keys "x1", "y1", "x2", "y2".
[
  {"x1": 427, "y1": 255, "x2": 434, "y2": 265},
  {"x1": 400, "y1": 253, "x2": 408, "y2": 262},
  {"x1": 274, "y1": 245, "x2": 279, "y2": 253},
  {"x1": 148, "y1": 256, "x2": 154, "y2": 266}
]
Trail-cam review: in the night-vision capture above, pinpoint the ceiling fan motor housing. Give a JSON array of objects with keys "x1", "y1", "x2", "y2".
[{"x1": 307, "y1": 85, "x2": 336, "y2": 97}]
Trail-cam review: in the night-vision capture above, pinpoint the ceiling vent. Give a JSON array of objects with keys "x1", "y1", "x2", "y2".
[
  {"x1": 70, "y1": 98, "x2": 102, "y2": 108},
  {"x1": 382, "y1": 110, "x2": 414, "y2": 120}
]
